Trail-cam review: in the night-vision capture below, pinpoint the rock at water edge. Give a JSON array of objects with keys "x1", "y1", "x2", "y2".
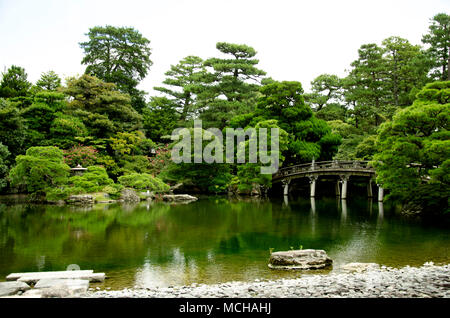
[
  {"x1": 162, "y1": 194, "x2": 198, "y2": 202},
  {"x1": 269, "y1": 249, "x2": 333, "y2": 270},
  {"x1": 66, "y1": 195, "x2": 94, "y2": 205},
  {"x1": 120, "y1": 189, "x2": 140, "y2": 202}
]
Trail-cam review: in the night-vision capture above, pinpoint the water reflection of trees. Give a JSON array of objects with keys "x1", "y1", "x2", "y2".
[{"x1": 0, "y1": 198, "x2": 449, "y2": 280}]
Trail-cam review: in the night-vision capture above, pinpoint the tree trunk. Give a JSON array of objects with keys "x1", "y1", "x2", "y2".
[
  {"x1": 393, "y1": 54, "x2": 398, "y2": 106},
  {"x1": 375, "y1": 98, "x2": 380, "y2": 126},
  {"x1": 180, "y1": 92, "x2": 191, "y2": 121},
  {"x1": 448, "y1": 46, "x2": 450, "y2": 81}
]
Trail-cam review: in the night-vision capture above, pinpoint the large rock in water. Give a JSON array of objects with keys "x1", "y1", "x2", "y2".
[
  {"x1": 120, "y1": 188, "x2": 140, "y2": 202},
  {"x1": 268, "y1": 249, "x2": 333, "y2": 270}
]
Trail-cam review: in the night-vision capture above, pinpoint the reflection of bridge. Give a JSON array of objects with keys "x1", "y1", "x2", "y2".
[{"x1": 273, "y1": 160, "x2": 384, "y2": 201}]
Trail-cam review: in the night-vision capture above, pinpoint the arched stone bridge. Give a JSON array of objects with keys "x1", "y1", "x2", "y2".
[{"x1": 273, "y1": 160, "x2": 384, "y2": 201}]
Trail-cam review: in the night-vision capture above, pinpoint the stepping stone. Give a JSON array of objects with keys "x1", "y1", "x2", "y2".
[
  {"x1": 7, "y1": 270, "x2": 93, "y2": 281},
  {"x1": 0, "y1": 281, "x2": 31, "y2": 297},
  {"x1": 7, "y1": 270, "x2": 105, "y2": 284}
]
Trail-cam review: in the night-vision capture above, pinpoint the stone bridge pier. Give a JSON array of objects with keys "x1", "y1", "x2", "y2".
[{"x1": 336, "y1": 174, "x2": 383, "y2": 201}]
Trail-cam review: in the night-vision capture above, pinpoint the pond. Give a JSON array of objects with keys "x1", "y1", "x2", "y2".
[{"x1": 0, "y1": 196, "x2": 449, "y2": 290}]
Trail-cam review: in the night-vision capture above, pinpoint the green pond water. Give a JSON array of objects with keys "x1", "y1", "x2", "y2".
[{"x1": 0, "y1": 196, "x2": 448, "y2": 290}]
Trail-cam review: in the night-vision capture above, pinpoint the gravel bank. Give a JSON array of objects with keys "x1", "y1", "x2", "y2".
[{"x1": 85, "y1": 263, "x2": 450, "y2": 298}]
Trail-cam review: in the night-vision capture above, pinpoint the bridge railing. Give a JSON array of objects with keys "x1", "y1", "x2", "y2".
[{"x1": 273, "y1": 160, "x2": 374, "y2": 179}]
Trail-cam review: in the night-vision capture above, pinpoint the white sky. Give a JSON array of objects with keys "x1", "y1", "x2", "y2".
[{"x1": 1, "y1": 0, "x2": 449, "y2": 95}]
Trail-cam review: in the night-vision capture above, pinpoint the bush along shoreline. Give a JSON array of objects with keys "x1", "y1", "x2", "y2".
[
  {"x1": 6, "y1": 146, "x2": 174, "y2": 205},
  {"x1": 1, "y1": 15, "x2": 449, "y2": 217}
]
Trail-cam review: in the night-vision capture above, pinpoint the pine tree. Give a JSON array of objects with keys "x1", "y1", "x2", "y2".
[
  {"x1": 0, "y1": 65, "x2": 32, "y2": 98},
  {"x1": 199, "y1": 42, "x2": 266, "y2": 129},
  {"x1": 79, "y1": 25, "x2": 152, "y2": 113},
  {"x1": 154, "y1": 56, "x2": 208, "y2": 121},
  {"x1": 36, "y1": 71, "x2": 62, "y2": 91},
  {"x1": 422, "y1": 13, "x2": 450, "y2": 81}
]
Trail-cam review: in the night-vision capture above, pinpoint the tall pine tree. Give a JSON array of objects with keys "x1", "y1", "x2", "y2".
[
  {"x1": 199, "y1": 42, "x2": 266, "y2": 129},
  {"x1": 422, "y1": 13, "x2": 450, "y2": 81},
  {"x1": 154, "y1": 56, "x2": 209, "y2": 121}
]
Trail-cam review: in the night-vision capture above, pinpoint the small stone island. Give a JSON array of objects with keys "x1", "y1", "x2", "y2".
[{"x1": 268, "y1": 249, "x2": 333, "y2": 270}]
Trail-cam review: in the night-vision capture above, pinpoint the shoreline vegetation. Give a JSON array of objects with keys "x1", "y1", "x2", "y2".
[
  {"x1": 0, "y1": 5, "x2": 448, "y2": 301},
  {"x1": 0, "y1": 14, "x2": 449, "y2": 217}
]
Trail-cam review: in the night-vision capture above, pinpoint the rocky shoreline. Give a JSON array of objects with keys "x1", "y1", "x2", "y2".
[{"x1": 86, "y1": 263, "x2": 450, "y2": 298}]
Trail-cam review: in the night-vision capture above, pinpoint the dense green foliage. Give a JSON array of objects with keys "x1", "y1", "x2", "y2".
[
  {"x1": 64, "y1": 74, "x2": 142, "y2": 137},
  {"x1": 235, "y1": 120, "x2": 289, "y2": 194},
  {"x1": 118, "y1": 173, "x2": 170, "y2": 192},
  {"x1": 0, "y1": 98, "x2": 26, "y2": 160},
  {"x1": 160, "y1": 128, "x2": 233, "y2": 194},
  {"x1": 0, "y1": 15, "x2": 448, "y2": 215},
  {"x1": 422, "y1": 13, "x2": 450, "y2": 81},
  {"x1": 142, "y1": 97, "x2": 179, "y2": 141},
  {"x1": 79, "y1": 25, "x2": 152, "y2": 112},
  {"x1": 0, "y1": 65, "x2": 31, "y2": 98},
  {"x1": 0, "y1": 143, "x2": 10, "y2": 191},
  {"x1": 69, "y1": 166, "x2": 114, "y2": 193},
  {"x1": 45, "y1": 165, "x2": 119, "y2": 201},
  {"x1": 200, "y1": 42, "x2": 266, "y2": 129},
  {"x1": 154, "y1": 56, "x2": 208, "y2": 121},
  {"x1": 231, "y1": 81, "x2": 341, "y2": 164},
  {"x1": 36, "y1": 71, "x2": 61, "y2": 91},
  {"x1": 373, "y1": 81, "x2": 449, "y2": 215},
  {"x1": 9, "y1": 146, "x2": 70, "y2": 196}
]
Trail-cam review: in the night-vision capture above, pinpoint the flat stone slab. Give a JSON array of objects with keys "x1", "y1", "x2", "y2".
[
  {"x1": 0, "y1": 281, "x2": 31, "y2": 297},
  {"x1": 341, "y1": 262, "x2": 380, "y2": 273},
  {"x1": 7, "y1": 270, "x2": 104, "y2": 284},
  {"x1": 269, "y1": 249, "x2": 333, "y2": 270},
  {"x1": 162, "y1": 194, "x2": 198, "y2": 202},
  {"x1": 7, "y1": 270, "x2": 93, "y2": 281}
]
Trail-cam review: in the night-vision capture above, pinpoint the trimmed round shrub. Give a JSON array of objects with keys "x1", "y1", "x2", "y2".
[
  {"x1": 69, "y1": 166, "x2": 114, "y2": 193},
  {"x1": 118, "y1": 173, "x2": 170, "y2": 192},
  {"x1": 102, "y1": 184, "x2": 124, "y2": 199},
  {"x1": 45, "y1": 186, "x2": 85, "y2": 201}
]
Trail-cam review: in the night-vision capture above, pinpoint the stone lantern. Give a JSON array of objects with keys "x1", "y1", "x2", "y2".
[{"x1": 71, "y1": 164, "x2": 87, "y2": 176}]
